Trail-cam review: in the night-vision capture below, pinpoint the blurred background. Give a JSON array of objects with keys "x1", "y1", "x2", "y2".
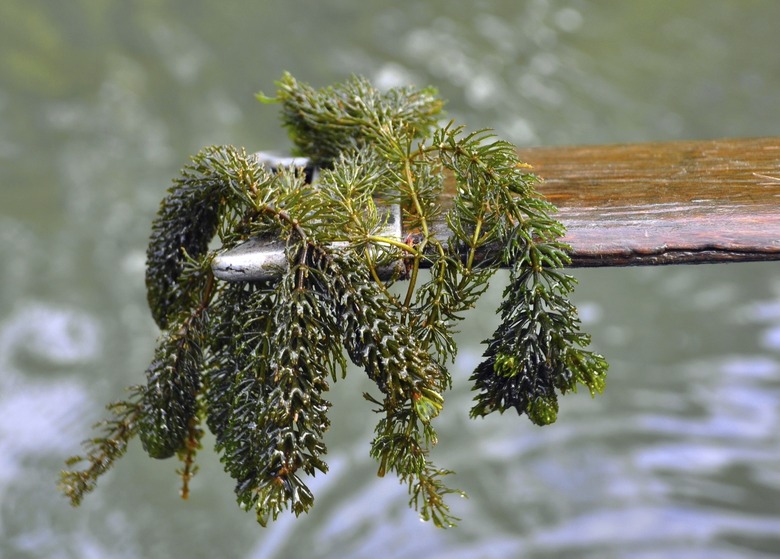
[{"x1": 1, "y1": 1, "x2": 779, "y2": 557}]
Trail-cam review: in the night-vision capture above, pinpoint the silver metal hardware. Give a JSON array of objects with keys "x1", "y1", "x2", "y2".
[{"x1": 211, "y1": 152, "x2": 403, "y2": 282}]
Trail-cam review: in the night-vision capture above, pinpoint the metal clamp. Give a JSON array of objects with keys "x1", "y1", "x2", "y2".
[{"x1": 211, "y1": 152, "x2": 403, "y2": 282}]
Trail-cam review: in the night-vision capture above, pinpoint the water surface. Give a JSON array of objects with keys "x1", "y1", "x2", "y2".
[{"x1": 2, "y1": 1, "x2": 779, "y2": 557}]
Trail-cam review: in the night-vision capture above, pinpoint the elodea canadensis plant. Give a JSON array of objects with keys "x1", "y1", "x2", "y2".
[{"x1": 60, "y1": 73, "x2": 607, "y2": 528}]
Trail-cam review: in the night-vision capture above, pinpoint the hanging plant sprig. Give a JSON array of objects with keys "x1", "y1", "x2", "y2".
[{"x1": 59, "y1": 72, "x2": 607, "y2": 528}]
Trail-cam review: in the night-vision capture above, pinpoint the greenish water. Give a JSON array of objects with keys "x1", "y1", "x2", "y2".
[{"x1": 2, "y1": 1, "x2": 780, "y2": 557}]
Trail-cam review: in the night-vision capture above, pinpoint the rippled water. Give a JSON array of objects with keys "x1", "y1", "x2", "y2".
[{"x1": 2, "y1": 1, "x2": 779, "y2": 557}]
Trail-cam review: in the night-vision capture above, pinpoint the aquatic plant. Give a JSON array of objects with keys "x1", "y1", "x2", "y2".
[{"x1": 60, "y1": 73, "x2": 607, "y2": 528}]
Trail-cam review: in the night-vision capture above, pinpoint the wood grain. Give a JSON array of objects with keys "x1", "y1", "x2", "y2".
[{"x1": 513, "y1": 137, "x2": 780, "y2": 266}]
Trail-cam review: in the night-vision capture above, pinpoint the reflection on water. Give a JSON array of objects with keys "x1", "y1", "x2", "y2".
[
  {"x1": 2, "y1": 1, "x2": 780, "y2": 557},
  {"x1": 0, "y1": 304, "x2": 101, "y2": 469}
]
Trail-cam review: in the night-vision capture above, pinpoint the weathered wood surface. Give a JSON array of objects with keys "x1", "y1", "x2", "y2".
[{"x1": 511, "y1": 137, "x2": 780, "y2": 266}]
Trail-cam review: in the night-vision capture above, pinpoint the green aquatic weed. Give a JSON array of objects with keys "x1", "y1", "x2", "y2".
[{"x1": 60, "y1": 73, "x2": 607, "y2": 528}]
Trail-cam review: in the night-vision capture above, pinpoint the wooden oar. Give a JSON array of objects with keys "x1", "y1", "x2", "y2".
[{"x1": 212, "y1": 137, "x2": 780, "y2": 281}]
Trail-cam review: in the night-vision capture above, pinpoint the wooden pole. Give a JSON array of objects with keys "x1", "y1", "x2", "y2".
[{"x1": 511, "y1": 137, "x2": 780, "y2": 266}]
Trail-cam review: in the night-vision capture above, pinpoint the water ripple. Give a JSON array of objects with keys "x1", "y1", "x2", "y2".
[{"x1": 0, "y1": 303, "x2": 102, "y2": 373}]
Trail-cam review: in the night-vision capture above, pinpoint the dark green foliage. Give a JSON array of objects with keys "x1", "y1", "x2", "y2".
[
  {"x1": 145, "y1": 158, "x2": 222, "y2": 330},
  {"x1": 453, "y1": 135, "x2": 610, "y2": 426},
  {"x1": 60, "y1": 73, "x2": 607, "y2": 528},
  {"x1": 137, "y1": 327, "x2": 203, "y2": 459},
  {"x1": 59, "y1": 386, "x2": 144, "y2": 506},
  {"x1": 470, "y1": 233, "x2": 608, "y2": 425},
  {"x1": 313, "y1": 250, "x2": 457, "y2": 523},
  {"x1": 261, "y1": 72, "x2": 443, "y2": 167}
]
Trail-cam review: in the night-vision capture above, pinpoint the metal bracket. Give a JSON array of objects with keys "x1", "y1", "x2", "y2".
[{"x1": 211, "y1": 152, "x2": 403, "y2": 282}]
